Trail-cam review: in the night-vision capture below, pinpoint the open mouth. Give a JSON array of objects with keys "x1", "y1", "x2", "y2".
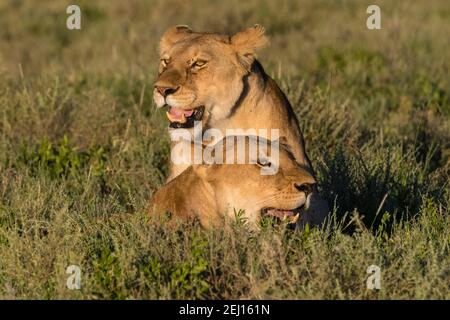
[
  {"x1": 165, "y1": 106, "x2": 205, "y2": 129},
  {"x1": 260, "y1": 205, "x2": 305, "y2": 224}
]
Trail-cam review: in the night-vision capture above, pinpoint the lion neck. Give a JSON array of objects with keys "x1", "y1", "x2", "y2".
[
  {"x1": 205, "y1": 60, "x2": 310, "y2": 168},
  {"x1": 207, "y1": 61, "x2": 293, "y2": 131},
  {"x1": 207, "y1": 61, "x2": 267, "y2": 130}
]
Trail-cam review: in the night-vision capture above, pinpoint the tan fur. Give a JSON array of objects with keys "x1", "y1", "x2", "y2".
[
  {"x1": 154, "y1": 25, "x2": 312, "y2": 180},
  {"x1": 148, "y1": 137, "x2": 316, "y2": 228},
  {"x1": 153, "y1": 25, "x2": 329, "y2": 226}
]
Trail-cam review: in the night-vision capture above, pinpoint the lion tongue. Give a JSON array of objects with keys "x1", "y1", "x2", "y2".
[{"x1": 167, "y1": 107, "x2": 194, "y2": 123}]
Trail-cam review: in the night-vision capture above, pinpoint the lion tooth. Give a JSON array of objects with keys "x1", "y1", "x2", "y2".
[
  {"x1": 166, "y1": 111, "x2": 177, "y2": 122},
  {"x1": 166, "y1": 111, "x2": 188, "y2": 124},
  {"x1": 290, "y1": 213, "x2": 300, "y2": 224}
]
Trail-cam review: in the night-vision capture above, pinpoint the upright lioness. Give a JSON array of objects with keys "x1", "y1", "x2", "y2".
[{"x1": 153, "y1": 25, "x2": 329, "y2": 226}]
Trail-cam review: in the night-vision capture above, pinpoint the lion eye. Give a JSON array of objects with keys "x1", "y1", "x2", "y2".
[
  {"x1": 192, "y1": 60, "x2": 207, "y2": 68},
  {"x1": 257, "y1": 159, "x2": 271, "y2": 167}
]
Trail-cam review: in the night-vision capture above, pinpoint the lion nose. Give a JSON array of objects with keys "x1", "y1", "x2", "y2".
[
  {"x1": 155, "y1": 85, "x2": 179, "y2": 97},
  {"x1": 294, "y1": 182, "x2": 315, "y2": 196}
]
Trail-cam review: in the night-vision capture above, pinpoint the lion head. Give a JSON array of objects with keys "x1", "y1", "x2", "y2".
[
  {"x1": 153, "y1": 25, "x2": 268, "y2": 129},
  {"x1": 148, "y1": 136, "x2": 316, "y2": 227}
]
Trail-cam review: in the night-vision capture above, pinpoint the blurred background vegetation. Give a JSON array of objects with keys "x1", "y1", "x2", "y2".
[{"x1": 0, "y1": 0, "x2": 449, "y2": 299}]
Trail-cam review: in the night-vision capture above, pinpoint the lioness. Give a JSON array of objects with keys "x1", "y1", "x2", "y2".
[
  {"x1": 153, "y1": 24, "x2": 329, "y2": 226},
  {"x1": 148, "y1": 137, "x2": 316, "y2": 228}
]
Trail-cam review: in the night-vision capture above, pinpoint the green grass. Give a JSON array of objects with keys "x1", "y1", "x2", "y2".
[{"x1": 0, "y1": 0, "x2": 449, "y2": 299}]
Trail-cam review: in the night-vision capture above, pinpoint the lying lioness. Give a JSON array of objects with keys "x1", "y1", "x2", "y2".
[{"x1": 147, "y1": 136, "x2": 316, "y2": 228}]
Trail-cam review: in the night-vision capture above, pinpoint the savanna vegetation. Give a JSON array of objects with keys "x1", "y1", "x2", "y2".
[{"x1": 0, "y1": 0, "x2": 449, "y2": 299}]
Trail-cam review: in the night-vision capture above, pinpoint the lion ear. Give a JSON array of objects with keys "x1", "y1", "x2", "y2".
[
  {"x1": 231, "y1": 24, "x2": 269, "y2": 70},
  {"x1": 159, "y1": 25, "x2": 193, "y2": 54}
]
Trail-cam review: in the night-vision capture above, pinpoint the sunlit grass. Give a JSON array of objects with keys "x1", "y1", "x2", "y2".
[{"x1": 0, "y1": 0, "x2": 448, "y2": 299}]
